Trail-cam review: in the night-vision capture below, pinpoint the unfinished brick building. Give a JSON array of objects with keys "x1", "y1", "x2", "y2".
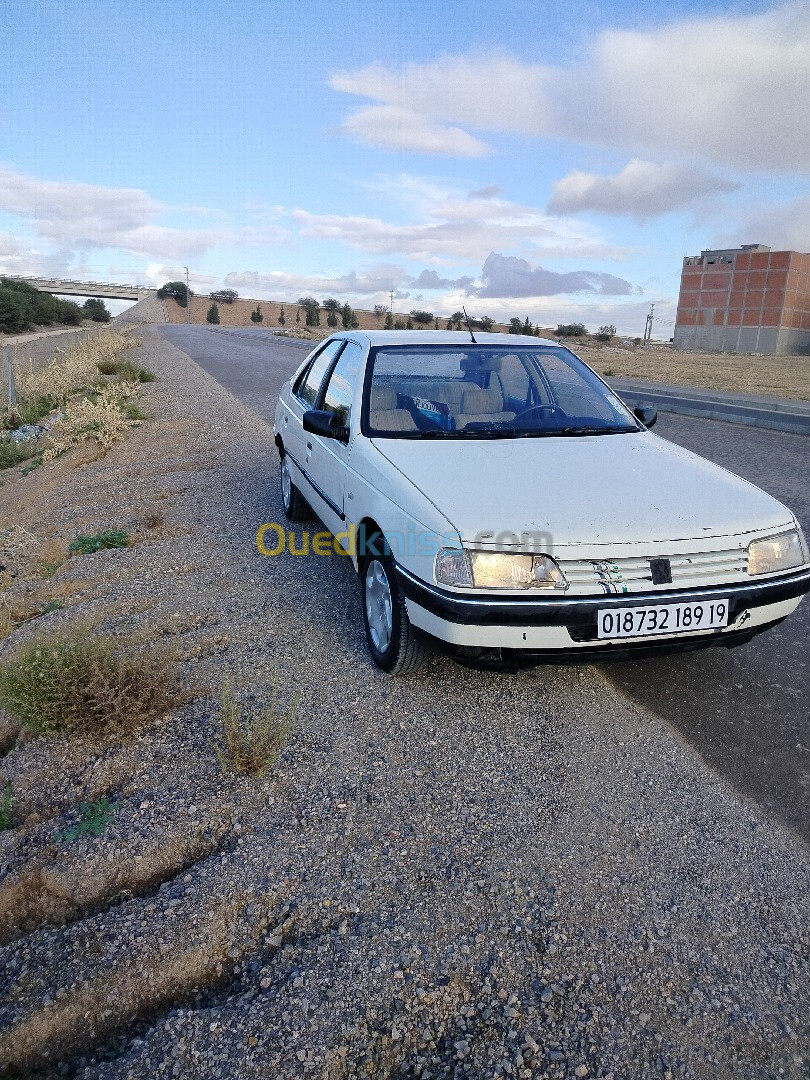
[{"x1": 673, "y1": 244, "x2": 810, "y2": 355}]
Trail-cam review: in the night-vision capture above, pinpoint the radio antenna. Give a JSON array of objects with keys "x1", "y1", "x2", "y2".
[{"x1": 462, "y1": 306, "x2": 477, "y2": 343}]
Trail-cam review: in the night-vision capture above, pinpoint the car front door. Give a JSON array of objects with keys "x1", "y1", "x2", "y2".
[
  {"x1": 304, "y1": 340, "x2": 364, "y2": 536},
  {"x1": 281, "y1": 338, "x2": 346, "y2": 496}
]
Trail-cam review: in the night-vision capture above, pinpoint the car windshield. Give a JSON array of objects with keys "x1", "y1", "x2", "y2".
[{"x1": 365, "y1": 344, "x2": 640, "y2": 438}]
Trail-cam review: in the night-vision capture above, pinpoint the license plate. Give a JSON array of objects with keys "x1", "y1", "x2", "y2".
[{"x1": 597, "y1": 599, "x2": 729, "y2": 639}]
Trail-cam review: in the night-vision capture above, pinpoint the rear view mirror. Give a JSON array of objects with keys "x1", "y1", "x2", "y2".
[
  {"x1": 633, "y1": 405, "x2": 658, "y2": 428},
  {"x1": 303, "y1": 409, "x2": 349, "y2": 442}
]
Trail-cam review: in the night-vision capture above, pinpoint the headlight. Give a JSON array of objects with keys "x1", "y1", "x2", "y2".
[
  {"x1": 747, "y1": 529, "x2": 805, "y2": 576},
  {"x1": 435, "y1": 548, "x2": 568, "y2": 590}
]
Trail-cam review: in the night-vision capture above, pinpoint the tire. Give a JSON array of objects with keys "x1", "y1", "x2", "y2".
[
  {"x1": 280, "y1": 453, "x2": 311, "y2": 522},
  {"x1": 361, "y1": 549, "x2": 430, "y2": 674}
]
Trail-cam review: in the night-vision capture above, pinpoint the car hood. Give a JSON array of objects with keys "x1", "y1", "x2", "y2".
[{"x1": 372, "y1": 430, "x2": 793, "y2": 548}]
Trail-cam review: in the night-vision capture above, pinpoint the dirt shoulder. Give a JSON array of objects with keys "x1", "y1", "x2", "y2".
[{"x1": 0, "y1": 328, "x2": 808, "y2": 1078}]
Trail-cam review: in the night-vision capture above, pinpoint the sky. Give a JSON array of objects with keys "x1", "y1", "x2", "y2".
[{"x1": 1, "y1": 0, "x2": 809, "y2": 336}]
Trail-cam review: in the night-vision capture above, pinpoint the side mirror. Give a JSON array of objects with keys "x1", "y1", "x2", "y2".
[
  {"x1": 303, "y1": 409, "x2": 349, "y2": 443},
  {"x1": 633, "y1": 405, "x2": 658, "y2": 429}
]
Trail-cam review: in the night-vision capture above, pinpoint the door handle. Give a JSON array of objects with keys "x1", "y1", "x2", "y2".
[{"x1": 306, "y1": 442, "x2": 312, "y2": 450}]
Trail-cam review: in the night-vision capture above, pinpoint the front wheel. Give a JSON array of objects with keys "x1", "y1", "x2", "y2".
[
  {"x1": 280, "y1": 453, "x2": 311, "y2": 522},
  {"x1": 362, "y1": 552, "x2": 429, "y2": 674}
]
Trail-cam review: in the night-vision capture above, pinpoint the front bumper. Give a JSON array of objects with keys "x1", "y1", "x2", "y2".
[{"x1": 396, "y1": 563, "x2": 810, "y2": 658}]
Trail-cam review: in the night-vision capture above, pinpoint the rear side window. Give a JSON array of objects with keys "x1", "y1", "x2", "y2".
[
  {"x1": 295, "y1": 340, "x2": 344, "y2": 407},
  {"x1": 321, "y1": 341, "x2": 363, "y2": 427}
]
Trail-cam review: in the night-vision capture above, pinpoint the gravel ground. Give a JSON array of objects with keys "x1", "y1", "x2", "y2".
[{"x1": 0, "y1": 328, "x2": 808, "y2": 1079}]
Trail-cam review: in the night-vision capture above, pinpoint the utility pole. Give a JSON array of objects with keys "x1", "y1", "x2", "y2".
[
  {"x1": 643, "y1": 303, "x2": 655, "y2": 346},
  {"x1": 184, "y1": 266, "x2": 191, "y2": 324},
  {"x1": 389, "y1": 290, "x2": 394, "y2": 322}
]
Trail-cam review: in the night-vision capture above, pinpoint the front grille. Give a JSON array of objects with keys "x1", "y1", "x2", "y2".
[{"x1": 560, "y1": 547, "x2": 748, "y2": 595}]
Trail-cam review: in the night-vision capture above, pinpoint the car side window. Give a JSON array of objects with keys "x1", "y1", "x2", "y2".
[
  {"x1": 295, "y1": 340, "x2": 344, "y2": 407},
  {"x1": 498, "y1": 353, "x2": 550, "y2": 409},
  {"x1": 320, "y1": 341, "x2": 363, "y2": 428}
]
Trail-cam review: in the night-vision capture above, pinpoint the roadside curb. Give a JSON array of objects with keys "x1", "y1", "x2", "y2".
[{"x1": 609, "y1": 377, "x2": 810, "y2": 436}]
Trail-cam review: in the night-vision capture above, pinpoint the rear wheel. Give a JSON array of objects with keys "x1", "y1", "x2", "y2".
[
  {"x1": 280, "y1": 453, "x2": 311, "y2": 521},
  {"x1": 362, "y1": 550, "x2": 429, "y2": 674}
]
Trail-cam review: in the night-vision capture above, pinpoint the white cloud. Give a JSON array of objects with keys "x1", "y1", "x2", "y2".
[
  {"x1": 341, "y1": 105, "x2": 490, "y2": 157},
  {"x1": 475, "y1": 252, "x2": 635, "y2": 298},
  {"x1": 331, "y1": 5, "x2": 810, "y2": 172},
  {"x1": 291, "y1": 191, "x2": 627, "y2": 264},
  {"x1": 718, "y1": 194, "x2": 810, "y2": 253},
  {"x1": 224, "y1": 264, "x2": 412, "y2": 301},
  {"x1": 0, "y1": 167, "x2": 287, "y2": 264},
  {"x1": 548, "y1": 160, "x2": 741, "y2": 220}
]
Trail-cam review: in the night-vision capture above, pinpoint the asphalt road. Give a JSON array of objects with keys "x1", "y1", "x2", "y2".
[{"x1": 159, "y1": 324, "x2": 809, "y2": 841}]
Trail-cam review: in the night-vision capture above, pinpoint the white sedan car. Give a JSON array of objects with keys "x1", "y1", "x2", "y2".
[{"x1": 273, "y1": 331, "x2": 810, "y2": 673}]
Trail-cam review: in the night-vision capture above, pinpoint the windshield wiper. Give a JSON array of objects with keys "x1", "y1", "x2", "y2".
[
  {"x1": 524, "y1": 425, "x2": 638, "y2": 437},
  {"x1": 415, "y1": 428, "x2": 516, "y2": 439}
]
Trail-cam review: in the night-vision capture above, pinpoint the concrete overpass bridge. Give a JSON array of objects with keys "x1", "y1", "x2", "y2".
[{"x1": 4, "y1": 276, "x2": 154, "y2": 301}]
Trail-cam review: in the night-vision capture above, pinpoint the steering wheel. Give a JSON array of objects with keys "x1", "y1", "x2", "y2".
[{"x1": 511, "y1": 404, "x2": 562, "y2": 426}]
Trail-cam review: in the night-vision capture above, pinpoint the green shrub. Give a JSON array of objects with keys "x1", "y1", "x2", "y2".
[
  {"x1": 0, "y1": 438, "x2": 41, "y2": 470},
  {"x1": 56, "y1": 798, "x2": 116, "y2": 842},
  {"x1": 207, "y1": 303, "x2": 220, "y2": 324},
  {"x1": 69, "y1": 530, "x2": 129, "y2": 555},
  {"x1": 96, "y1": 357, "x2": 154, "y2": 382},
  {"x1": 214, "y1": 677, "x2": 295, "y2": 777},
  {"x1": 0, "y1": 631, "x2": 184, "y2": 738},
  {"x1": 0, "y1": 782, "x2": 12, "y2": 831}
]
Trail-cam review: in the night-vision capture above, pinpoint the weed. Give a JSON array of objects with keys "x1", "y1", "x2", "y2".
[
  {"x1": 122, "y1": 401, "x2": 146, "y2": 421},
  {"x1": 0, "y1": 438, "x2": 41, "y2": 470},
  {"x1": 43, "y1": 381, "x2": 140, "y2": 461},
  {"x1": 69, "y1": 529, "x2": 129, "y2": 555},
  {"x1": 0, "y1": 630, "x2": 184, "y2": 738},
  {"x1": 17, "y1": 395, "x2": 58, "y2": 426},
  {"x1": 144, "y1": 510, "x2": 164, "y2": 529},
  {"x1": 0, "y1": 782, "x2": 12, "y2": 831},
  {"x1": 96, "y1": 358, "x2": 155, "y2": 382},
  {"x1": 56, "y1": 798, "x2": 116, "y2": 843},
  {"x1": 21, "y1": 455, "x2": 43, "y2": 475},
  {"x1": 215, "y1": 677, "x2": 295, "y2": 777},
  {"x1": 41, "y1": 599, "x2": 64, "y2": 614},
  {"x1": 602, "y1": 367, "x2": 615, "y2": 377}
]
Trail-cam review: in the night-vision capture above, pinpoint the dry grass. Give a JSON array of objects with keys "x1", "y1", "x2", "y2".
[
  {"x1": 214, "y1": 677, "x2": 294, "y2": 776},
  {"x1": 0, "y1": 629, "x2": 186, "y2": 738},
  {"x1": 0, "y1": 832, "x2": 220, "y2": 945},
  {"x1": 0, "y1": 891, "x2": 275, "y2": 1073},
  {"x1": 578, "y1": 343, "x2": 810, "y2": 401}
]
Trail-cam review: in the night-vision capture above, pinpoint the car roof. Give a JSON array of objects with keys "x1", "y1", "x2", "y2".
[{"x1": 325, "y1": 330, "x2": 560, "y2": 348}]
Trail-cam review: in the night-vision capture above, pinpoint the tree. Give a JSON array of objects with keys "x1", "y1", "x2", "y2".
[
  {"x1": 434, "y1": 316, "x2": 440, "y2": 329},
  {"x1": 210, "y1": 289, "x2": 238, "y2": 304},
  {"x1": 157, "y1": 281, "x2": 190, "y2": 308},
  {"x1": 479, "y1": 316, "x2": 494, "y2": 331},
  {"x1": 451, "y1": 311, "x2": 464, "y2": 330},
  {"x1": 410, "y1": 309, "x2": 434, "y2": 325},
  {"x1": 406, "y1": 317, "x2": 414, "y2": 329},
  {"x1": 60, "y1": 301, "x2": 83, "y2": 326},
  {"x1": 595, "y1": 324, "x2": 616, "y2": 343},
  {"x1": 523, "y1": 316, "x2": 532, "y2": 334},
  {"x1": 384, "y1": 311, "x2": 394, "y2": 329},
  {"x1": 0, "y1": 287, "x2": 31, "y2": 333},
  {"x1": 556, "y1": 323, "x2": 587, "y2": 337},
  {"x1": 278, "y1": 305, "x2": 286, "y2": 326},
  {"x1": 207, "y1": 303, "x2": 220, "y2": 324},
  {"x1": 250, "y1": 304, "x2": 263, "y2": 323},
  {"x1": 509, "y1": 317, "x2": 523, "y2": 334},
  {"x1": 295, "y1": 308, "x2": 301, "y2": 324},
  {"x1": 83, "y1": 298, "x2": 111, "y2": 322},
  {"x1": 327, "y1": 310, "x2": 338, "y2": 327},
  {"x1": 298, "y1": 296, "x2": 320, "y2": 326},
  {"x1": 393, "y1": 318, "x2": 406, "y2": 330},
  {"x1": 373, "y1": 304, "x2": 388, "y2": 324},
  {"x1": 322, "y1": 298, "x2": 340, "y2": 312},
  {"x1": 446, "y1": 318, "x2": 453, "y2": 330},
  {"x1": 340, "y1": 302, "x2": 358, "y2": 329}
]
